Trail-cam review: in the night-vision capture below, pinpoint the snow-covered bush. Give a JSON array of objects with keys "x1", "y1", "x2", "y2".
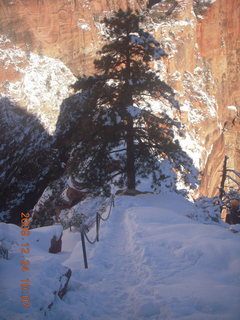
[
  {"x1": 188, "y1": 197, "x2": 222, "y2": 224},
  {"x1": 0, "y1": 245, "x2": 8, "y2": 259},
  {"x1": 0, "y1": 223, "x2": 20, "y2": 259},
  {"x1": 59, "y1": 195, "x2": 113, "y2": 232},
  {"x1": 60, "y1": 213, "x2": 87, "y2": 230}
]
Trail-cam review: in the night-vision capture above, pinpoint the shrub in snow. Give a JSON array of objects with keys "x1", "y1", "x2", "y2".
[
  {"x1": 0, "y1": 245, "x2": 8, "y2": 260},
  {"x1": 0, "y1": 223, "x2": 20, "y2": 259},
  {"x1": 60, "y1": 213, "x2": 87, "y2": 230},
  {"x1": 59, "y1": 196, "x2": 108, "y2": 231},
  {"x1": 189, "y1": 197, "x2": 222, "y2": 223}
]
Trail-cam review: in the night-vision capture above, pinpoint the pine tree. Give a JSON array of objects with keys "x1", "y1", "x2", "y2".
[{"x1": 70, "y1": 8, "x2": 197, "y2": 193}]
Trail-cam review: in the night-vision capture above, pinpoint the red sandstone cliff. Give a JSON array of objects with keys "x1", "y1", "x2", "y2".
[
  {"x1": 0, "y1": 0, "x2": 147, "y2": 74},
  {"x1": 197, "y1": 0, "x2": 240, "y2": 196}
]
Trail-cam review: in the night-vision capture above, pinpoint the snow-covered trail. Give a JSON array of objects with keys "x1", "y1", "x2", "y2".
[{"x1": 47, "y1": 194, "x2": 240, "y2": 320}]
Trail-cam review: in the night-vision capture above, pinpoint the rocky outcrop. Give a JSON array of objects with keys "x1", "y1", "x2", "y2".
[
  {"x1": 0, "y1": 0, "x2": 148, "y2": 75},
  {"x1": 196, "y1": 0, "x2": 240, "y2": 196},
  {"x1": 0, "y1": 35, "x2": 76, "y2": 133}
]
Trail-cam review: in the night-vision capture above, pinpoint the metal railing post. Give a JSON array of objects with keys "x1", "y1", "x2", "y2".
[
  {"x1": 79, "y1": 193, "x2": 116, "y2": 269},
  {"x1": 81, "y1": 230, "x2": 88, "y2": 269},
  {"x1": 112, "y1": 195, "x2": 115, "y2": 207},
  {"x1": 96, "y1": 213, "x2": 100, "y2": 242}
]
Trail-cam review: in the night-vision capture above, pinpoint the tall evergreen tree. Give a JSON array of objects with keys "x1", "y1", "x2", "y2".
[{"x1": 70, "y1": 8, "x2": 197, "y2": 193}]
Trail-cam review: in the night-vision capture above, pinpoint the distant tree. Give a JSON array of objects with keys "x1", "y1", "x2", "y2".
[
  {"x1": 147, "y1": 0, "x2": 162, "y2": 9},
  {"x1": 219, "y1": 156, "x2": 240, "y2": 224},
  {"x1": 193, "y1": 0, "x2": 214, "y2": 17},
  {"x1": 219, "y1": 155, "x2": 228, "y2": 201},
  {"x1": 69, "y1": 9, "x2": 197, "y2": 193}
]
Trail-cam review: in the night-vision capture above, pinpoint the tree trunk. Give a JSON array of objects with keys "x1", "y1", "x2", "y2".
[
  {"x1": 124, "y1": 32, "x2": 136, "y2": 190},
  {"x1": 219, "y1": 155, "x2": 228, "y2": 200},
  {"x1": 126, "y1": 115, "x2": 136, "y2": 190}
]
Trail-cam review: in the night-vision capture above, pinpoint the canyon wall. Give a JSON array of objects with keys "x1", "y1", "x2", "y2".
[
  {"x1": 0, "y1": 0, "x2": 239, "y2": 198},
  {"x1": 0, "y1": 0, "x2": 147, "y2": 75},
  {"x1": 197, "y1": 0, "x2": 240, "y2": 196}
]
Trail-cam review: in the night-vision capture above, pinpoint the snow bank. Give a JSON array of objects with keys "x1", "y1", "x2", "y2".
[
  {"x1": 1, "y1": 193, "x2": 239, "y2": 320},
  {"x1": 0, "y1": 223, "x2": 20, "y2": 251},
  {"x1": 46, "y1": 193, "x2": 240, "y2": 320}
]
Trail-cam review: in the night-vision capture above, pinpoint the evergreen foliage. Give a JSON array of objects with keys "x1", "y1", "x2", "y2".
[
  {"x1": 147, "y1": 0, "x2": 162, "y2": 9},
  {"x1": 67, "y1": 9, "x2": 197, "y2": 194}
]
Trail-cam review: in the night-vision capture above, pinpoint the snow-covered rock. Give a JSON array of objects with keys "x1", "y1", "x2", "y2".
[{"x1": 0, "y1": 35, "x2": 76, "y2": 134}]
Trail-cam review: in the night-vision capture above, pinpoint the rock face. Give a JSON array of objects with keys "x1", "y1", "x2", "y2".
[
  {"x1": 150, "y1": 0, "x2": 239, "y2": 197},
  {"x1": 0, "y1": 0, "x2": 239, "y2": 200},
  {"x1": 0, "y1": 0, "x2": 147, "y2": 75},
  {"x1": 197, "y1": 0, "x2": 240, "y2": 196}
]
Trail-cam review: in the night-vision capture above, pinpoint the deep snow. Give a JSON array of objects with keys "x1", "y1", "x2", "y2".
[{"x1": 1, "y1": 193, "x2": 240, "y2": 320}]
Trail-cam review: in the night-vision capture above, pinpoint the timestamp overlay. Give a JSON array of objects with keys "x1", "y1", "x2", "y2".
[{"x1": 20, "y1": 212, "x2": 31, "y2": 308}]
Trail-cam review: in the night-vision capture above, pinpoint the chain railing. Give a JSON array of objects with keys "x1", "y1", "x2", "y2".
[{"x1": 79, "y1": 194, "x2": 115, "y2": 269}]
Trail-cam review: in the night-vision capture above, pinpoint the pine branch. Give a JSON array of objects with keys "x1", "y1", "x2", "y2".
[
  {"x1": 226, "y1": 169, "x2": 240, "y2": 179},
  {"x1": 109, "y1": 148, "x2": 127, "y2": 154},
  {"x1": 226, "y1": 175, "x2": 240, "y2": 187}
]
